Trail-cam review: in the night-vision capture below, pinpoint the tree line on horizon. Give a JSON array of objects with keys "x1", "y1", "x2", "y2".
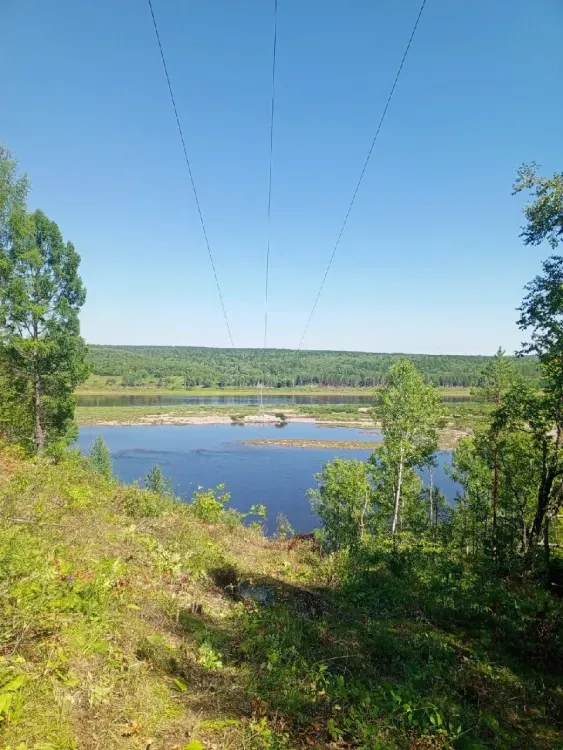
[{"x1": 87, "y1": 345, "x2": 539, "y2": 389}]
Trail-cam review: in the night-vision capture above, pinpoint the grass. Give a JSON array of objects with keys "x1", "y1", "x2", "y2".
[
  {"x1": 442, "y1": 401, "x2": 493, "y2": 431},
  {"x1": 243, "y1": 432, "x2": 467, "y2": 450},
  {"x1": 1, "y1": 446, "x2": 562, "y2": 748},
  {"x1": 76, "y1": 375, "x2": 473, "y2": 399},
  {"x1": 244, "y1": 438, "x2": 384, "y2": 450}
]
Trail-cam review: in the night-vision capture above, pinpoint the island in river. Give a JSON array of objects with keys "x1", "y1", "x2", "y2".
[{"x1": 74, "y1": 390, "x2": 477, "y2": 449}]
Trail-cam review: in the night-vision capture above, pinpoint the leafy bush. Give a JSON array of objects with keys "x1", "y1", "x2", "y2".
[
  {"x1": 122, "y1": 484, "x2": 172, "y2": 518},
  {"x1": 190, "y1": 484, "x2": 231, "y2": 523}
]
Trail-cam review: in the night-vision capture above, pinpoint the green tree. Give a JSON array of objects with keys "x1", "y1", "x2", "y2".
[
  {"x1": 451, "y1": 438, "x2": 492, "y2": 556},
  {"x1": 0, "y1": 145, "x2": 28, "y2": 253},
  {"x1": 513, "y1": 163, "x2": 563, "y2": 248},
  {"x1": 372, "y1": 361, "x2": 442, "y2": 537},
  {"x1": 308, "y1": 458, "x2": 372, "y2": 552},
  {"x1": 144, "y1": 465, "x2": 174, "y2": 497},
  {"x1": 0, "y1": 147, "x2": 89, "y2": 453},
  {"x1": 474, "y1": 348, "x2": 519, "y2": 558},
  {"x1": 89, "y1": 436, "x2": 112, "y2": 479},
  {"x1": 0, "y1": 147, "x2": 33, "y2": 447},
  {"x1": 515, "y1": 256, "x2": 563, "y2": 561},
  {"x1": 498, "y1": 381, "x2": 563, "y2": 566}
]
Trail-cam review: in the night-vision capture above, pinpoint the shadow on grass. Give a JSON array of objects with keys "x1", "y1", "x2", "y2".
[{"x1": 134, "y1": 551, "x2": 563, "y2": 749}]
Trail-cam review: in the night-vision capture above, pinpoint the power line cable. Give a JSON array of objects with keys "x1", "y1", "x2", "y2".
[
  {"x1": 260, "y1": 0, "x2": 279, "y2": 415},
  {"x1": 263, "y1": 0, "x2": 278, "y2": 352},
  {"x1": 148, "y1": 0, "x2": 234, "y2": 347},
  {"x1": 297, "y1": 0, "x2": 428, "y2": 350}
]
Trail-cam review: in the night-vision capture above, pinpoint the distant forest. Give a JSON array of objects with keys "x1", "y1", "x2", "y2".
[{"x1": 87, "y1": 346, "x2": 539, "y2": 388}]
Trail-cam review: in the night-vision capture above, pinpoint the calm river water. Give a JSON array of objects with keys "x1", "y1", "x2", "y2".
[
  {"x1": 78, "y1": 423, "x2": 459, "y2": 533},
  {"x1": 77, "y1": 393, "x2": 472, "y2": 407}
]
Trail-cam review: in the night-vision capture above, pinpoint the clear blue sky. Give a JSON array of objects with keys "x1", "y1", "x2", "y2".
[{"x1": 1, "y1": 0, "x2": 562, "y2": 354}]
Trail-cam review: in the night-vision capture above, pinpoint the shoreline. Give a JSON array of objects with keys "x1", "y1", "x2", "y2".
[
  {"x1": 77, "y1": 413, "x2": 468, "y2": 449},
  {"x1": 76, "y1": 384, "x2": 473, "y2": 398}
]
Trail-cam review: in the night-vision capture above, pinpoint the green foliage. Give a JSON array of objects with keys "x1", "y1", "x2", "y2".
[
  {"x1": 122, "y1": 484, "x2": 172, "y2": 518},
  {"x1": 86, "y1": 344, "x2": 540, "y2": 389},
  {"x1": 373, "y1": 360, "x2": 443, "y2": 536},
  {"x1": 513, "y1": 162, "x2": 563, "y2": 248},
  {"x1": 0, "y1": 144, "x2": 89, "y2": 453},
  {"x1": 0, "y1": 670, "x2": 26, "y2": 723},
  {"x1": 144, "y1": 465, "x2": 174, "y2": 497},
  {"x1": 89, "y1": 435, "x2": 112, "y2": 478},
  {"x1": 197, "y1": 640, "x2": 224, "y2": 671},
  {"x1": 0, "y1": 446, "x2": 562, "y2": 748},
  {"x1": 190, "y1": 484, "x2": 231, "y2": 523},
  {"x1": 373, "y1": 359, "x2": 442, "y2": 464},
  {"x1": 309, "y1": 458, "x2": 371, "y2": 552},
  {"x1": 275, "y1": 512, "x2": 294, "y2": 538}
]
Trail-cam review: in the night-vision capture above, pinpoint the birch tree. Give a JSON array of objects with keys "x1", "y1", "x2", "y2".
[{"x1": 372, "y1": 360, "x2": 442, "y2": 538}]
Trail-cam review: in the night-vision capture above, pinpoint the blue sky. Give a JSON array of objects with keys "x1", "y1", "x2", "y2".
[{"x1": 1, "y1": 0, "x2": 562, "y2": 354}]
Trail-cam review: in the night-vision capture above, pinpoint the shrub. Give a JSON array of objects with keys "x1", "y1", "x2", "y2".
[
  {"x1": 144, "y1": 465, "x2": 174, "y2": 497},
  {"x1": 122, "y1": 485, "x2": 171, "y2": 518},
  {"x1": 276, "y1": 513, "x2": 294, "y2": 538},
  {"x1": 190, "y1": 484, "x2": 231, "y2": 523},
  {"x1": 89, "y1": 436, "x2": 112, "y2": 479}
]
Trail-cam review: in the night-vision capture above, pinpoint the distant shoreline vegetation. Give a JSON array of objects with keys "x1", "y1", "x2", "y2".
[{"x1": 85, "y1": 345, "x2": 539, "y2": 390}]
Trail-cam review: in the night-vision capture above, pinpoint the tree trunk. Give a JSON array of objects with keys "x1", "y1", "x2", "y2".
[
  {"x1": 544, "y1": 513, "x2": 551, "y2": 571},
  {"x1": 33, "y1": 367, "x2": 44, "y2": 453},
  {"x1": 32, "y1": 324, "x2": 45, "y2": 454},
  {"x1": 528, "y1": 472, "x2": 554, "y2": 553},
  {"x1": 359, "y1": 483, "x2": 369, "y2": 540},
  {"x1": 429, "y1": 470, "x2": 434, "y2": 529},
  {"x1": 492, "y1": 442, "x2": 499, "y2": 560},
  {"x1": 392, "y1": 446, "x2": 404, "y2": 538}
]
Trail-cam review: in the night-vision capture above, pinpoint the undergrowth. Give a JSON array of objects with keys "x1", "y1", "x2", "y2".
[{"x1": 0, "y1": 447, "x2": 561, "y2": 749}]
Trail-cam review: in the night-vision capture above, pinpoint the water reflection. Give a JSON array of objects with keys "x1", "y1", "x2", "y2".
[{"x1": 77, "y1": 393, "x2": 472, "y2": 407}]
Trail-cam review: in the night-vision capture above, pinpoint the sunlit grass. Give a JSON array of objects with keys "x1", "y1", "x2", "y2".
[{"x1": 0, "y1": 447, "x2": 561, "y2": 748}]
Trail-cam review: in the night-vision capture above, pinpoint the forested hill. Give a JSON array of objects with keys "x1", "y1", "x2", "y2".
[{"x1": 87, "y1": 345, "x2": 539, "y2": 388}]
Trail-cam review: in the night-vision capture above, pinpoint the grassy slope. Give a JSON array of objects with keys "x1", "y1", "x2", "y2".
[{"x1": 1, "y1": 449, "x2": 562, "y2": 749}]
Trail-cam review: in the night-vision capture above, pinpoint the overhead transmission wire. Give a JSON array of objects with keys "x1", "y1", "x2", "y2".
[
  {"x1": 260, "y1": 0, "x2": 279, "y2": 417},
  {"x1": 148, "y1": 0, "x2": 234, "y2": 347},
  {"x1": 296, "y1": 0, "x2": 428, "y2": 351}
]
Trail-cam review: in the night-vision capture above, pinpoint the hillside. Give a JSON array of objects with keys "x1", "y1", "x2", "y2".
[
  {"x1": 87, "y1": 346, "x2": 539, "y2": 389},
  {"x1": 1, "y1": 447, "x2": 562, "y2": 749}
]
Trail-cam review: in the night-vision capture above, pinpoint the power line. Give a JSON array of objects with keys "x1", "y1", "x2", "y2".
[
  {"x1": 297, "y1": 0, "x2": 428, "y2": 350},
  {"x1": 147, "y1": 0, "x2": 235, "y2": 347},
  {"x1": 260, "y1": 0, "x2": 279, "y2": 414},
  {"x1": 263, "y1": 0, "x2": 278, "y2": 351}
]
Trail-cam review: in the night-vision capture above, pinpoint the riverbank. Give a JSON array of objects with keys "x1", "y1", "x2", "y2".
[
  {"x1": 75, "y1": 406, "x2": 469, "y2": 448},
  {"x1": 76, "y1": 376, "x2": 473, "y2": 399},
  {"x1": 75, "y1": 405, "x2": 372, "y2": 428}
]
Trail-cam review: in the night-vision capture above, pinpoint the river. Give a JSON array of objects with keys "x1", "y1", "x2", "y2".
[
  {"x1": 78, "y1": 423, "x2": 460, "y2": 534},
  {"x1": 77, "y1": 393, "x2": 472, "y2": 407}
]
